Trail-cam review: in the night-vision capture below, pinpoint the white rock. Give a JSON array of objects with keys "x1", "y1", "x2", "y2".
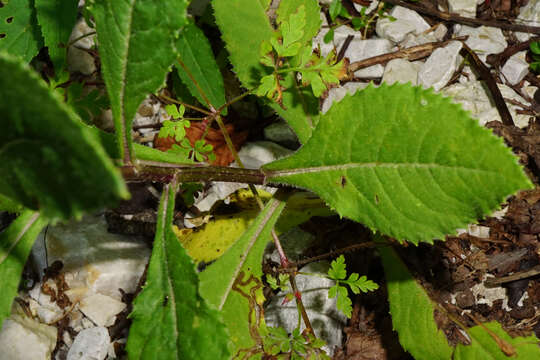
[
  {"x1": 376, "y1": 17, "x2": 416, "y2": 43},
  {"x1": 0, "y1": 314, "x2": 57, "y2": 360},
  {"x1": 266, "y1": 227, "x2": 316, "y2": 264},
  {"x1": 313, "y1": 24, "x2": 355, "y2": 59},
  {"x1": 133, "y1": 97, "x2": 165, "y2": 134},
  {"x1": 67, "y1": 327, "x2": 110, "y2": 360},
  {"x1": 193, "y1": 142, "x2": 292, "y2": 213},
  {"x1": 472, "y1": 276, "x2": 509, "y2": 310},
  {"x1": 501, "y1": 51, "x2": 529, "y2": 85},
  {"x1": 353, "y1": 0, "x2": 379, "y2": 13},
  {"x1": 448, "y1": 0, "x2": 477, "y2": 17},
  {"x1": 264, "y1": 120, "x2": 298, "y2": 147},
  {"x1": 67, "y1": 19, "x2": 96, "y2": 75},
  {"x1": 515, "y1": 0, "x2": 540, "y2": 41},
  {"x1": 443, "y1": 80, "x2": 532, "y2": 128},
  {"x1": 382, "y1": 58, "x2": 420, "y2": 85},
  {"x1": 79, "y1": 293, "x2": 126, "y2": 327},
  {"x1": 322, "y1": 82, "x2": 368, "y2": 114},
  {"x1": 456, "y1": 25, "x2": 507, "y2": 56},
  {"x1": 45, "y1": 214, "x2": 150, "y2": 301},
  {"x1": 456, "y1": 224, "x2": 490, "y2": 237},
  {"x1": 345, "y1": 38, "x2": 394, "y2": 78},
  {"x1": 265, "y1": 261, "x2": 347, "y2": 356},
  {"x1": 28, "y1": 283, "x2": 64, "y2": 324},
  {"x1": 377, "y1": 6, "x2": 430, "y2": 43},
  {"x1": 418, "y1": 41, "x2": 463, "y2": 91},
  {"x1": 401, "y1": 24, "x2": 447, "y2": 48}
]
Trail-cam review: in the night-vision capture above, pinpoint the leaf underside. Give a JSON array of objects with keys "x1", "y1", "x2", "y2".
[
  {"x1": 0, "y1": 53, "x2": 128, "y2": 220},
  {"x1": 212, "y1": 0, "x2": 319, "y2": 144},
  {"x1": 0, "y1": 211, "x2": 47, "y2": 329},
  {"x1": 199, "y1": 196, "x2": 287, "y2": 352},
  {"x1": 175, "y1": 21, "x2": 226, "y2": 111},
  {"x1": 90, "y1": 0, "x2": 189, "y2": 162},
  {"x1": 0, "y1": 0, "x2": 43, "y2": 62},
  {"x1": 127, "y1": 182, "x2": 230, "y2": 360},
  {"x1": 34, "y1": 0, "x2": 78, "y2": 71},
  {"x1": 379, "y1": 243, "x2": 453, "y2": 360},
  {"x1": 264, "y1": 83, "x2": 532, "y2": 244}
]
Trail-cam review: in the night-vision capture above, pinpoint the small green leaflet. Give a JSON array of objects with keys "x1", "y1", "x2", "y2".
[
  {"x1": 263, "y1": 83, "x2": 532, "y2": 244},
  {"x1": 276, "y1": 0, "x2": 321, "y2": 47},
  {"x1": 126, "y1": 182, "x2": 230, "y2": 360},
  {"x1": 0, "y1": 0, "x2": 43, "y2": 62},
  {"x1": 159, "y1": 104, "x2": 190, "y2": 142},
  {"x1": 327, "y1": 255, "x2": 378, "y2": 317},
  {"x1": 89, "y1": 0, "x2": 189, "y2": 163},
  {"x1": 0, "y1": 211, "x2": 47, "y2": 329},
  {"x1": 379, "y1": 242, "x2": 453, "y2": 360},
  {"x1": 0, "y1": 52, "x2": 128, "y2": 220},
  {"x1": 270, "y1": 5, "x2": 306, "y2": 57}
]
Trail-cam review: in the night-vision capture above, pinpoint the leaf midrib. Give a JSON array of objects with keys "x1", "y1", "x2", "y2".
[
  {"x1": 118, "y1": 0, "x2": 136, "y2": 162},
  {"x1": 266, "y1": 162, "x2": 501, "y2": 177}
]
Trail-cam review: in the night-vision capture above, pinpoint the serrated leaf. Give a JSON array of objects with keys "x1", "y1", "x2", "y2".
[
  {"x1": 175, "y1": 21, "x2": 226, "y2": 113},
  {"x1": 127, "y1": 182, "x2": 230, "y2": 360},
  {"x1": 213, "y1": 0, "x2": 273, "y2": 89},
  {"x1": 0, "y1": 0, "x2": 43, "y2": 62},
  {"x1": 276, "y1": 0, "x2": 321, "y2": 46},
  {"x1": 263, "y1": 83, "x2": 532, "y2": 243},
  {"x1": 328, "y1": 255, "x2": 346, "y2": 280},
  {"x1": 454, "y1": 321, "x2": 540, "y2": 359},
  {"x1": 199, "y1": 196, "x2": 287, "y2": 352},
  {"x1": 34, "y1": 0, "x2": 78, "y2": 71},
  {"x1": 0, "y1": 52, "x2": 128, "y2": 220},
  {"x1": 379, "y1": 243, "x2": 453, "y2": 360},
  {"x1": 213, "y1": 0, "x2": 319, "y2": 144},
  {"x1": 90, "y1": 0, "x2": 189, "y2": 163},
  {"x1": 329, "y1": 284, "x2": 352, "y2": 318},
  {"x1": 0, "y1": 211, "x2": 47, "y2": 328}
]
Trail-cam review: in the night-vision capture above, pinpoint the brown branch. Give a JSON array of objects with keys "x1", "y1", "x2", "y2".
[
  {"x1": 347, "y1": 36, "x2": 468, "y2": 74},
  {"x1": 487, "y1": 36, "x2": 540, "y2": 69},
  {"x1": 460, "y1": 42, "x2": 515, "y2": 126},
  {"x1": 381, "y1": 0, "x2": 540, "y2": 35}
]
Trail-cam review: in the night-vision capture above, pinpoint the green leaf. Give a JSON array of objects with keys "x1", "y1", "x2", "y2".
[
  {"x1": 379, "y1": 243, "x2": 453, "y2": 360},
  {"x1": 276, "y1": 0, "x2": 321, "y2": 46},
  {"x1": 263, "y1": 83, "x2": 532, "y2": 243},
  {"x1": 0, "y1": 52, "x2": 128, "y2": 220},
  {"x1": 89, "y1": 0, "x2": 189, "y2": 163},
  {"x1": 0, "y1": 0, "x2": 43, "y2": 62},
  {"x1": 127, "y1": 182, "x2": 230, "y2": 360},
  {"x1": 199, "y1": 195, "x2": 287, "y2": 352},
  {"x1": 530, "y1": 41, "x2": 540, "y2": 55},
  {"x1": 0, "y1": 193, "x2": 24, "y2": 213},
  {"x1": 454, "y1": 321, "x2": 540, "y2": 359},
  {"x1": 213, "y1": 0, "x2": 273, "y2": 88},
  {"x1": 0, "y1": 211, "x2": 47, "y2": 328},
  {"x1": 329, "y1": 0, "x2": 343, "y2": 22},
  {"x1": 65, "y1": 82, "x2": 109, "y2": 124},
  {"x1": 328, "y1": 284, "x2": 352, "y2": 318},
  {"x1": 213, "y1": 0, "x2": 319, "y2": 144},
  {"x1": 271, "y1": 73, "x2": 320, "y2": 145},
  {"x1": 328, "y1": 255, "x2": 347, "y2": 280},
  {"x1": 176, "y1": 21, "x2": 226, "y2": 113},
  {"x1": 34, "y1": 0, "x2": 78, "y2": 71}
]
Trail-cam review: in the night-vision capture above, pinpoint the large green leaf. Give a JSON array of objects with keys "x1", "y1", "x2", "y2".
[
  {"x1": 199, "y1": 195, "x2": 287, "y2": 352},
  {"x1": 0, "y1": 211, "x2": 47, "y2": 328},
  {"x1": 0, "y1": 0, "x2": 42, "y2": 62},
  {"x1": 127, "y1": 182, "x2": 230, "y2": 360},
  {"x1": 89, "y1": 0, "x2": 189, "y2": 163},
  {"x1": 379, "y1": 244, "x2": 453, "y2": 360},
  {"x1": 0, "y1": 52, "x2": 128, "y2": 220},
  {"x1": 264, "y1": 83, "x2": 532, "y2": 243},
  {"x1": 34, "y1": 0, "x2": 78, "y2": 71},
  {"x1": 176, "y1": 21, "x2": 226, "y2": 111},
  {"x1": 276, "y1": 0, "x2": 321, "y2": 46},
  {"x1": 454, "y1": 321, "x2": 540, "y2": 359},
  {"x1": 213, "y1": 0, "x2": 319, "y2": 144}
]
